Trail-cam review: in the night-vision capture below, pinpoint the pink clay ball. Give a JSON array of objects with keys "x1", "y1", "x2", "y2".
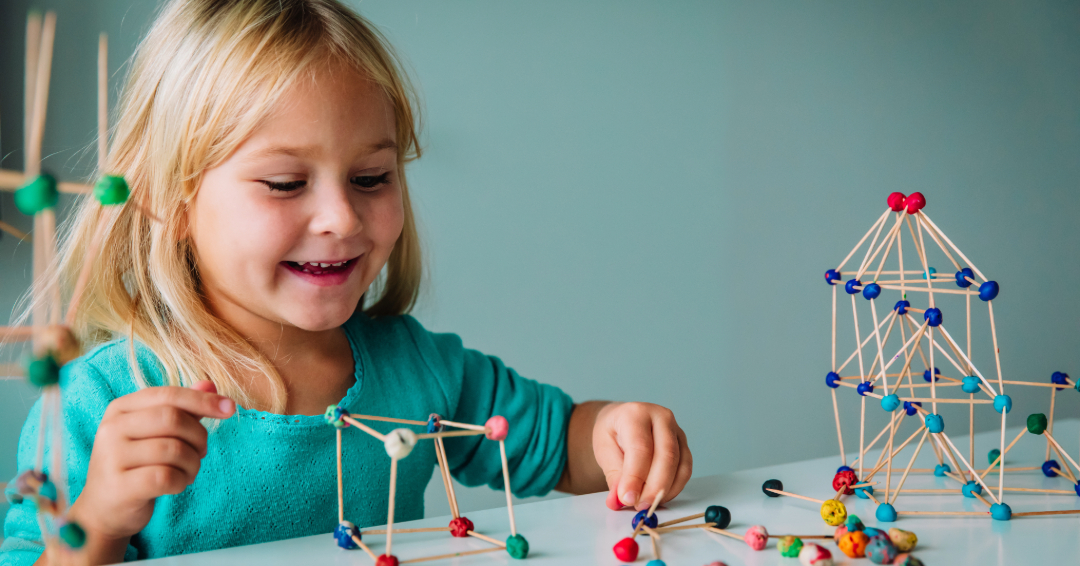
[
  {"x1": 744, "y1": 525, "x2": 768, "y2": 551},
  {"x1": 485, "y1": 415, "x2": 509, "y2": 441}
]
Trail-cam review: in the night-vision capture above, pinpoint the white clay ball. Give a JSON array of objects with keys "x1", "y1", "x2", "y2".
[{"x1": 383, "y1": 428, "x2": 418, "y2": 460}]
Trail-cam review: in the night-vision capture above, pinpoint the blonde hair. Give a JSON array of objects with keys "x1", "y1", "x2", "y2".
[{"x1": 45, "y1": 0, "x2": 422, "y2": 412}]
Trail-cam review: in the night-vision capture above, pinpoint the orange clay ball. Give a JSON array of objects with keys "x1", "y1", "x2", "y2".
[{"x1": 839, "y1": 530, "x2": 870, "y2": 558}]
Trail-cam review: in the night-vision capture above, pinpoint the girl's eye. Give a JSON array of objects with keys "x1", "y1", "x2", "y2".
[
  {"x1": 352, "y1": 172, "x2": 391, "y2": 190},
  {"x1": 261, "y1": 180, "x2": 306, "y2": 192}
]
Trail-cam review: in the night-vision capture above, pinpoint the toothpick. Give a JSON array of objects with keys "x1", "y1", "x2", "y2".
[{"x1": 499, "y1": 440, "x2": 516, "y2": 536}]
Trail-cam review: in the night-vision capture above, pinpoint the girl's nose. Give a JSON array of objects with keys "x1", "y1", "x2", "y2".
[{"x1": 309, "y1": 182, "x2": 362, "y2": 238}]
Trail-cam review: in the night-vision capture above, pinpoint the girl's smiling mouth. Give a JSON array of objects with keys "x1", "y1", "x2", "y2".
[{"x1": 281, "y1": 256, "x2": 361, "y2": 286}]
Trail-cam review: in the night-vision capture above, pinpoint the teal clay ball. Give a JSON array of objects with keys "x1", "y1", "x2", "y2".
[
  {"x1": 506, "y1": 534, "x2": 529, "y2": 559},
  {"x1": 990, "y1": 503, "x2": 1012, "y2": 521},
  {"x1": 59, "y1": 521, "x2": 86, "y2": 548},
  {"x1": 875, "y1": 503, "x2": 897, "y2": 522},
  {"x1": 93, "y1": 175, "x2": 130, "y2": 205},
  {"x1": 881, "y1": 394, "x2": 901, "y2": 412},
  {"x1": 25, "y1": 355, "x2": 60, "y2": 387},
  {"x1": 14, "y1": 174, "x2": 58, "y2": 215}
]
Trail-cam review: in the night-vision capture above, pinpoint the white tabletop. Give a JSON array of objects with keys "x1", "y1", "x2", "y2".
[{"x1": 136, "y1": 419, "x2": 1080, "y2": 565}]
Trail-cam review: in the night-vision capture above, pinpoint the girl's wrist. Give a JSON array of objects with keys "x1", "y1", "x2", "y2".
[{"x1": 67, "y1": 499, "x2": 133, "y2": 565}]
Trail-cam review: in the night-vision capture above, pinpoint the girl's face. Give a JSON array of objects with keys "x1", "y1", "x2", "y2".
[{"x1": 188, "y1": 65, "x2": 403, "y2": 335}]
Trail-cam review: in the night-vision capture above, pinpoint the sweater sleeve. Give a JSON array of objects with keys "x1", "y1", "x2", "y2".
[
  {"x1": 400, "y1": 316, "x2": 574, "y2": 498},
  {"x1": 1, "y1": 349, "x2": 140, "y2": 564}
]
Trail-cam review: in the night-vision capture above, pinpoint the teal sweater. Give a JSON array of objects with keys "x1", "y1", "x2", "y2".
[{"x1": 1, "y1": 313, "x2": 573, "y2": 563}]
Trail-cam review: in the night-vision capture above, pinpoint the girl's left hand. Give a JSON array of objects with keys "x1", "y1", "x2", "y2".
[{"x1": 592, "y1": 402, "x2": 692, "y2": 511}]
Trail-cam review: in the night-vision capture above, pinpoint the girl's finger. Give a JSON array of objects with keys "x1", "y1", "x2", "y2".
[
  {"x1": 117, "y1": 437, "x2": 202, "y2": 480},
  {"x1": 667, "y1": 427, "x2": 693, "y2": 501},
  {"x1": 124, "y1": 465, "x2": 194, "y2": 500},
  {"x1": 614, "y1": 412, "x2": 655, "y2": 510},
  {"x1": 636, "y1": 415, "x2": 682, "y2": 510},
  {"x1": 107, "y1": 386, "x2": 234, "y2": 420},
  {"x1": 111, "y1": 406, "x2": 209, "y2": 457}
]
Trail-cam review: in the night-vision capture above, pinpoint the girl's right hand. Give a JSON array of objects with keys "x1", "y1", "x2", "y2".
[{"x1": 68, "y1": 381, "x2": 234, "y2": 553}]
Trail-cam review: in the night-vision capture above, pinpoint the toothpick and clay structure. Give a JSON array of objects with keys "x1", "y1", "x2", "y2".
[{"x1": 324, "y1": 408, "x2": 528, "y2": 565}]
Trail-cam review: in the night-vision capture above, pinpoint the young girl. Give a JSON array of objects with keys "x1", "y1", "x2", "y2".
[{"x1": 2, "y1": 1, "x2": 692, "y2": 563}]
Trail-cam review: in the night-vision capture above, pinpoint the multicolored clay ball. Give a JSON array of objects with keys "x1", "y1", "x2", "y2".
[
  {"x1": 778, "y1": 535, "x2": 803, "y2": 557},
  {"x1": 832, "y1": 524, "x2": 848, "y2": 543},
  {"x1": 798, "y1": 543, "x2": 834, "y2": 566},
  {"x1": 838, "y1": 531, "x2": 870, "y2": 558},
  {"x1": 743, "y1": 525, "x2": 768, "y2": 551},
  {"x1": 893, "y1": 554, "x2": 925, "y2": 566},
  {"x1": 888, "y1": 528, "x2": 918, "y2": 552},
  {"x1": 820, "y1": 499, "x2": 847, "y2": 526},
  {"x1": 844, "y1": 515, "x2": 864, "y2": 532},
  {"x1": 866, "y1": 535, "x2": 897, "y2": 564}
]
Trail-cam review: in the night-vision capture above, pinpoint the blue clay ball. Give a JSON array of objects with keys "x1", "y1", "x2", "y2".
[
  {"x1": 826, "y1": 372, "x2": 841, "y2": 389},
  {"x1": 934, "y1": 463, "x2": 951, "y2": 477},
  {"x1": 825, "y1": 269, "x2": 842, "y2": 285},
  {"x1": 863, "y1": 282, "x2": 882, "y2": 300},
  {"x1": 632, "y1": 509, "x2": 659, "y2": 529},
  {"x1": 923, "y1": 367, "x2": 941, "y2": 382},
  {"x1": 837, "y1": 465, "x2": 854, "y2": 473},
  {"x1": 925, "y1": 413, "x2": 944, "y2": 433},
  {"x1": 990, "y1": 503, "x2": 1012, "y2": 521},
  {"x1": 893, "y1": 300, "x2": 910, "y2": 315},
  {"x1": 857, "y1": 382, "x2": 875, "y2": 396},
  {"x1": 881, "y1": 394, "x2": 901, "y2": 412},
  {"x1": 979, "y1": 281, "x2": 999, "y2": 301},
  {"x1": 923, "y1": 307, "x2": 943, "y2": 327},
  {"x1": 903, "y1": 401, "x2": 922, "y2": 416},
  {"x1": 993, "y1": 395, "x2": 1012, "y2": 414},
  {"x1": 855, "y1": 485, "x2": 875, "y2": 499},
  {"x1": 1051, "y1": 371, "x2": 1069, "y2": 391},
  {"x1": 846, "y1": 279, "x2": 862, "y2": 295},
  {"x1": 955, "y1": 267, "x2": 974, "y2": 288},
  {"x1": 961, "y1": 376, "x2": 981, "y2": 394},
  {"x1": 1042, "y1": 460, "x2": 1061, "y2": 478},
  {"x1": 875, "y1": 503, "x2": 897, "y2": 523},
  {"x1": 962, "y1": 481, "x2": 983, "y2": 498}
]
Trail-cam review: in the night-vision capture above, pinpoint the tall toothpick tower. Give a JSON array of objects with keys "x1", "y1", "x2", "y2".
[{"x1": 783, "y1": 191, "x2": 1080, "y2": 525}]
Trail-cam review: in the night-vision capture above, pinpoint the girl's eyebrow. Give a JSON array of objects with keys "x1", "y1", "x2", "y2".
[{"x1": 242, "y1": 139, "x2": 397, "y2": 162}]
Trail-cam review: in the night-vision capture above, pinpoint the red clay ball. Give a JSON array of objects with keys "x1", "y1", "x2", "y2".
[
  {"x1": 887, "y1": 192, "x2": 906, "y2": 212},
  {"x1": 832, "y1": 469, "x2": 858, "y2": 495},
  {"x1": 449, "y1": 517, "x2": 474, "y2": 538},
  {"x1": 613, "y1": 537, "x2": 639, "y2": 562},
  {"x1": 904, "y1": 192, "x2": 926, "y2": 214},
  {"x1": 375, "y1": 555, "x2": 399, "y2": 566}
]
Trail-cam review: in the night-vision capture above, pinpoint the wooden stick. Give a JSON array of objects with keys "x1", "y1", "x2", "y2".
[
  {"x1": 499, "y1": 440, "x2": 517, "y2": 536},
  {"x1": 1047, "y1": 386, "x2": 1057, "y2": 460},
  {"x1": 837, "y1": 311, "x2": 896, "y2": 373},
  {"x1": 432, "y1": 433, "x2": 457, "y2": 519},
  {"x1": 399, "y1": 546, "x2": 505, "y2": 564},
  {"x1": 641, "y1": 525, "x2": 661, "y2": 560},
  {"x1": 656, "y1": 512, "x2": 705, "y2": 529},
  {"x1": 890, "y1": 428, "x2": 928, "y2": 505},
  {"x1": 837, "y1": 209, "x2": 891, "y2": 271},
  {"x1": 363, "y1": 527, "x2": 452, "y2": 535},
  {"x1": 435, "y1": 437, "x2": 460, "y2": 518},
  {"x1": 466, "y1": 530, "x2": 506, "y2": 547},
  {"x1": 1048, "y1": 442, "x2": 1078, "y2": 483},
  {"x1": 340, "y1": 416, "x2": 386, "y2": 441},
  {"x1": 935, "y1": 431, "x2": 971, "y2": 485},
  {"x1": 1044, "y1": 432, "x2": 1080, "y2": 477},
  {"x1": 705, "y1": 527, "x2": 746, "y2": 542},
  {"x1": 336, "y1": 428, "x2": 343, "y2": 523},
  {"x1": 916, "y1": 213, "x2": 962, "y2": 272},
  {"x1": 831, "y1": 284, "x2": 845, "y2": 467},
  {"x1": 937, "y1": 326, "x2": 999, "y2": 397},
  {"x1": 766, "y1": 489, "x2": 824, "y2": 504},
  {"x1": 0, "y1": 326, "x2": 35, "y2": 341},
  {"x1": 350, "y1": 535, "x2": 378, "y2": 561},
  {"x1": 979, "y1": 428, "x2": 1026, "y2": 480},
  {"x1": 416, "y1": 430, "x2": 487, "y2": 440},
  {"x1": 386, "y1": 457, "x2": 398, "y2": 556},
  {"x1": 0, "y1": 170, "x2": 91, "y2": 193},
  {"x1": 876, "y1": 285, "x2": 977, "y2": 296},
  {"x1": 856, "y1": 213, "x2": 904, "y2": 280},
  {"x1": 894, "y1": 397, "x2": 991, "y2": 405},
  {"x1": 871, "y1": 217, "x2": 903, "y2": 282},
  {"x1": 347, "y1": 413, "x2": 427, "y2": 426},
  {"x1": 851, "y1": 294, "x2": 867, "y2": 479},
  {"x1": 863, "y1": 425, "x2": 926, "y2": 483},
  {"x1": 1012, "y1": 510, "x2": 1080, "y2": 517},
  {"x1": 851, "y1": 411, "x2": 899, "y2": 468},
  {"x1": 436, "y1": 419, "x2": 488, "y2": 432},
  {"x1": 653, "y1": 523, "x2": 715, "y2": 534},
  {"x1": 898, "y1": 511, "x2": 988, "y2": 516},
  {"x1": 98, "y1": 33, "x2": 108, "y2": 171},
  {"x1": 919, "y1": 211, "x2": 988, "y2": 282},
  {"x1": 24, "y1": 13, "x2": 41, "y2": 160},
  {"x1": 988, "y1": 301, "x2": 1004, "y2": 395},
  {"x1": 939, "y1": 432, "x2": 1000, "y2": 504},
  {"x1": 0, "y1": 220, "x2": 31, "y2": 241},
  {"x1": 971, "y1": 491, "x2": 993, "y2": 510},
  {"x1": 26, "y1": 12, "x2": 56, "y2": 177}
]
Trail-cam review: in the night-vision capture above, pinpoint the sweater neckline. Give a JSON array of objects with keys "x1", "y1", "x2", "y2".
[{"x1": 234, "y1": 321, "x2": 365, "y2": 426}]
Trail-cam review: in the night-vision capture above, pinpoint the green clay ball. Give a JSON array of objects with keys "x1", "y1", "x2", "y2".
[
  {"x1": 14, "y1": 174, "x2": 58, "y2": 215},
  {"x1": 1027, "y1": 413, "x2": 1047, "y2": 435},
  {"x1": 25, "y1": 355, "x2": 60, "y2": 387},
  {"x1": 506, "y1": 534, "x2": 529, "y2": 559},
  {"x1": 988, "y1": 449, "x2": 1001, "y2": 465},
  {"x1": 778, "y1": 535, "x2": 803, "y2": 557},
  {"x1": 93, "y1": 175, "x2": 129, "y2": 205},
  {"x1": 59, "y1": 521, "x2": 86, "y2": 548}
]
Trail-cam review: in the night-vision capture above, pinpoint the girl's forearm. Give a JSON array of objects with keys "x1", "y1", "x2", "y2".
[{"x1": 554, "y1": 400, "x2": 610, "y2": 494}]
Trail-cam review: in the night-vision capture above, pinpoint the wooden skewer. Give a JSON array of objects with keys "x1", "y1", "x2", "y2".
[
  {"x1": 631, "y1": 488, "x2": 666, "y2": 537},
  {"x1": 347, "y1": 413, "x2": 427, "y2": 426},
  {"x1": 898, "y1": 511, "x2": 988, "y2": 516},
  {"x1": 399, "y1": 546, "x2": 505, "y2": 564},
  {"x1": 0, "y1": 326, "x2": 35, "y2": 341},
  {"x1": 435, "y1": 437, "x2": 460, "y2": 518},
  {"x1": 336, "y1": 428, "x2": 343, "y2": 522},
  {"x1": 0, "y1": 170, "x2": 90, "y2": 193},
  {"x1": 979, "y1": 428, "x2": 1026, "y2": 480},
  {"x1": 466, "y1": 530, "x2": 506, "y2": 547},
  {"x1": 1043, "y1": 432, "x2": 1080, "y2": 478},
  {"x1": 340, "y1": 416, "x2": 385, "y2": 441},
  {"x1": 385, "y1": 457, "x2": 398, "y2": 556},
  {"x1": 436, "y1": 419, "x2": 488, "y2": 432},
  {"x1": 771, "y1": 534, "x2": 834, "y2": 540},
  {"x1": 705, "y1": 527, "x2": 745, "y2": 542},
  {"x1": 1011, "y1": 509, "x2": 1080, "y2": 517},
  {"x1": 766, "y1": 489, "x2": 824, "y2": 504},
  {"x1": 653, "y1": 523, "x2": 715, "y2": 534},
  {"x1": 970, "y1": 491, "x2": 993, "y2": 510},
  {"x1": 432, "y1": 435, "x2": 457, "y2": 519},
  {"x1": 0, "y1": 220, "x2": 31, "y2": 242},
  {"x1": 656, "y1": 512, "x2": 704, "y2": 528},
  {"x1": 363, "y1": 527, "x2": 451, "y2": 535},
  {"x1": 416, "y1": 430, "x2": 487, "y2": 440},
  {"x1": 498, "y1": 440, "x2": 517, "y2": 536},
  {"x1": 349, "y1": 535, "x2": 378, "y2": 561},
  {"x1": 641, "y1": 525, "x2": 661, "y2": 560}
]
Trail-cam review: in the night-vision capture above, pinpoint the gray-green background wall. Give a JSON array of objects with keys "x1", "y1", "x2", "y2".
[{"x1": 2, "y1": 0, "x2": 1078, "y2": 527}]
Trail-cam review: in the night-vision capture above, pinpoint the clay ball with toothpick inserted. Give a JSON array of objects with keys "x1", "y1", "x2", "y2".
[{"x1": 383, "y1": 429, "x2": 417, "y2": 459}]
